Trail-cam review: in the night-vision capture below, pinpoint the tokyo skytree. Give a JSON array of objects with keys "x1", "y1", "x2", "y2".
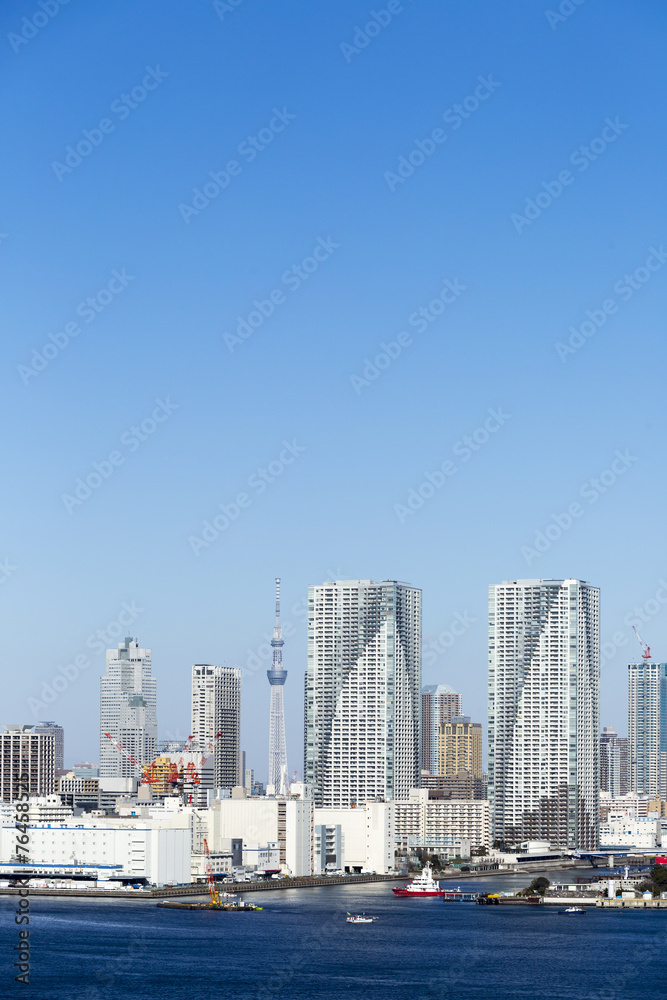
[{"x1": 267, "y1": 578, "x2": 288, "y2": 794}]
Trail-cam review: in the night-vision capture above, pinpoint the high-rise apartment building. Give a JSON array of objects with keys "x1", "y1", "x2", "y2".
[
  {"x1": 488, "y1": 579, "x2": 599, "y2": 850},
  {"x1": 600, "y1": 725, "x2": 629, "y2": 796},
  {"x1": 191, "y1": 665, "x2": 241, "y2": 791},
  {"x1": 100, "y1": 637, "x2": 157, "y2": 779},
  {"x1": 421, "y1": 684, "x2": 461, "y2": 774},
  {"x1": 304, "y1": 579, "x2": 421, "y2": 808},
  {"x1": 439, "y1": 716, "x2": 482, "y2": 778},
  {"x1": 31, "y1": 722, "x2": 64, "y2": 771},
  {"x1": 628, "y1": 660, "x2": 667, "y2": 797},
  {"x1": 1, "y1": 726, "x2": 55, "y2": 802}
]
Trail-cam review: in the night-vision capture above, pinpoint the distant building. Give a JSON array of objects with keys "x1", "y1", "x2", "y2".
[
  {"x1": 600, "y1": 726, "x2": 629, "y2": 796},
  {"x1": 420, "y1": 770, "x2": 484, "y2": 800},
  {"x1": 305, "y1": 579, "x2": 421, "y2": 807},
  {"x1": 488, "y1": 579, "x2": 599, "y2": 850},
  {"x1": 628, "y1": 660, "x2": 667, "y2": 797},
  {"x1": 31, "y1": 723, "x2": 64, "y2": 771},
  {"x1": 421, "y1": 684, "x2": 461, "y2": 774},
  {"x1": 438, "y1": 717, "x2": 482, "y2": 778},
  {"x1": 0, "y1": 726, "x2": 55, "y2": 803},
  {"x1": 72, "y1": 762, "x2": 99, "y2": 779},
  {"x1": 57, "y1": 773, "x2": 100, "y2": 810},
  {"x1": 100, "y1": 637, "x2": 157, "y2": 779},
  {"x1": 191, "y1": 665, "x2": 241, "y2": 792},
  {"x1": 599, "y1": 813, "x2": 660, "y2": 850}
]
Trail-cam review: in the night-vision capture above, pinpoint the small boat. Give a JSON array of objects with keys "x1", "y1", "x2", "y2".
[
  {"x1": 559, "y1": 906, "x2": 586, "y2": 914},
  {"x1": 392, "y1": 861, "x2": 444, "y2": 897},
  {"x1": 346, "y1": 913, "x2": 378, "y2": 924}
]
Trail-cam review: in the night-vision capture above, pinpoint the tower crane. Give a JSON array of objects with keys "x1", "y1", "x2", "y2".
[{"x1": 633, "y1": 626, "x2": 652, "y2": 660}]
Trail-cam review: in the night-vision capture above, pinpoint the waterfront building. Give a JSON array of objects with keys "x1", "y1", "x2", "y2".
[
  {"x1": 438, "y1": 716, "x2": 482, "y2": 778},
  {"x1": 421, "y1": 684, "x2": 462, "y2": 774},
  {"x1": 393, "y1": 788, "x2": 490, "y2": 852},
  {"x1": 267, "y1": 578, "x2": 288, "y2": 795},
  {"x1": 628, "y1": 660, "x2": 667, "y2": 797},
  {"x1": 191, "y1": 664, "x2": 242, "y2": 792},
  {"x1": 600, "y1": 725, "x2": 629, "y2": 796},
  {"x1": 99, "y1": 637, "x2": 157, "y2": 779},
  {"x1": 0, "y1": 726, "x2": 55, "y2": 803},
  {"x1": 31, "y1": 722, "x2": 64, "y2": 771},
  {"x1": 488, "y1": 579, "x2": 600, "y2": 850},
  {"x1": 207, "y1": 783, "x2": 313, "y2": 876},
  {"x1": 599, "y1": 812, "x2": 661, "y2": 850},
  {"x1": 312, "y1": 802, "x2": 395, "y2": 874},
  {"x1": 305, "y1": 579, "x2": 421, "y2": 807}
]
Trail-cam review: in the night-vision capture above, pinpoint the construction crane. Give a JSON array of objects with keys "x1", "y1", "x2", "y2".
[
  {"x1": 633, "y1": 626, "x2": 652, "y2": 660},
  {"x1": 167, "y1": 732, "x2": 223, "y2": 800},
  {"x1": 103, "y1": 732, "x2": 154, "y2": 784},
  {"x1": 203, "y1": 838, "x2": 221, "y2": 906}
]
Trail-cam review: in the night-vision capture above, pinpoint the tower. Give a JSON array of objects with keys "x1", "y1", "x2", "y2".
[
  {"x1": 100, "y1": 637, "x2": 157, "y2": 779},
  {"x1": 628, "y1": 660, "x2": 667, "y2": 796},
  {"x1": 267, "y1": 578, "x2": 288, "y2": 794},
  {"x1": 304, "y1": 578, "x2": 421, "y2": 808},
  {"x1": 421, "y1": 684, "x2": 461, "y2": 774},
  {"x1": 191, "y1": 665, "x2": 241, "y2": 792},
  {"x1": 488, "y1": 579, "x2": 599, "y2": 850}
]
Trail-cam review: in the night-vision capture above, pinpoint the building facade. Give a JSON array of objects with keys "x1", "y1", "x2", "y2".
[
  {"x1": 31, "y1": 723, "x2": 64, "y2": 772},
  {"x1": 304, "y1": 579, "x2": 421, "y2": 807},
  {"x1": 438, "y1": 717, "x2": 482, "y2": 778},
  {"x1": 628, "y1": 661, "x2": 667, "y2": 797},
  {"x1": 488, "y1": 579, "x2": 599, "y2": 850},
  {"x1": 313, "y1": 802, "x2": 395, "y2": 874},
  {"x1": 600, "y1": 725, "x2": 629, "y2": 797},
  {"x1": 393, "y1": 788, "x2": 490, "y2": 852},
  {"x1": 421, "y1": 685, "x2": 462, "y2": 774},
  {"x1": 191, "y1": 665, "x2": 242, "y2": 792},
  {"x1": 100, "y1": 637, "x2": 157, "y2": 779},
  {"x1": 0, "y1": 727, "x2": 55, "y2": 803}
]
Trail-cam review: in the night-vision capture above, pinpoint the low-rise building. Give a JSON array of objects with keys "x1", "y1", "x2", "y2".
[
  {"x1": 394, "y1": 789, "x2": 490, "y2": 853},
  {"x1": 599, "y1": 813, "x2": 660, "y2": 850},
  {"x1": 313, "y1": 802, "x2": 394, "y2": 874}
]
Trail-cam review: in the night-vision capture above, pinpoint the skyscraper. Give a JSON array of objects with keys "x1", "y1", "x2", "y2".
[
  {"x1": 100, "y1": 637, "x2": 157, "y2": 778},
  {"x1": 191, "y1": 664, "x2": 241, "y2": 791},
  {"x1": 31, "y1": 721, "x2": 64, "y2": 771},
  {"x1": 600, "y1": 725, "x2": 629, "y2": 796},
  {"x1": 488, "y1": 579, "x2": 599, "y2": 850},
  {"x1": 628, "y1": 660, "x2": 667, "y2": 796},
  {"x1": 304, "y1": 578, "x2": 421, "y2": 808},
  {"x1": 267, "y1": 578, "x2": 288, "y2": 794},
  {"x1": 421, "y1": 684, "x2": 462, "y2": 774},
  {"x1": 439, "y1": 716, "x2": 482, "y2": 778}
]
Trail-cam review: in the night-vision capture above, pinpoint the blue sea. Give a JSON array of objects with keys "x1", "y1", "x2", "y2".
[{"x1": 2, "y1": 871, "x2": 666, "y2": 999}]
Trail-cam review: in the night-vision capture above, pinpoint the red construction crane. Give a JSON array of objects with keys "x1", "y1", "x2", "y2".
[
  {"x1": 633, "y1": 626, "x2": 652, "y2": 660},
  {"x1": 167, "y1": 732, "x2": 222, "y2": 792},
  {"x1": 103, "y1": 732, "x2": 154, "y2": 784}
]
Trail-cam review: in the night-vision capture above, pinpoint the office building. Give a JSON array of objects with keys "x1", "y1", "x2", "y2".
[
  {"x1": 267, "y1": 578, "x2": 288, "y2": 795},
  {"x1": 628, "y1": 660, "x2": 667, "y2": 797},
  {"x1": 57, "y1": 772, "x2": 100, "y2": 810},
  {"x1": 600, "y1": 725, "x2": 629, "y2": 796},
  {"x1": 438, "y1": 716, "x2": 482, "y2": 778},
  {"x1": 0, "y1": 726, "x2": 55, "y2": 803},
  {"x1": 100, "y1": 637, "x2": 157, "y2": 779},
  {"x1": 421, "y1": 684, "x2": 461, "y2": 774},
  {"x1": 488, "y1": 579, "x2": 599, "y2": 850},
  {"x1": 31, "y1": 722, "x2": 64, "y2": 771},
  {"x1": 304, "y1": 579, "x2": 421, "y2": 807},
  {"x1": 191, "y1": 665, "x2": 241, "y2": 792}
]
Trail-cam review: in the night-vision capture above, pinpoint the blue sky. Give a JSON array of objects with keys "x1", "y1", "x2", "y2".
[{"x1": 1, "y1": 0, "x2": 666, "y2": 772}]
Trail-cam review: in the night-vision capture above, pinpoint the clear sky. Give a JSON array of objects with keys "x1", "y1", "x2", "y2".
[{"x1": 1, "y1": 0, "x2": 666, "y2": 773}]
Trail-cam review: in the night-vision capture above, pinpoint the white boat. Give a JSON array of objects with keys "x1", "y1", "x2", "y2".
[
  {"x1": 392, "y1": 861, "x2": 444, "y2": 897},
  {"x1": 346, "y1": 913, "x2": 378, "y2": 924},
  {"x1": 559, "y1": 906, "x2": 586, "y2": 914}
]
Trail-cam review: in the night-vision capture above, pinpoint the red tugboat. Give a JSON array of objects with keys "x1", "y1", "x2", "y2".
[{"x1": 392, "y1": 861, "x2": 445, "y2": 897}]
